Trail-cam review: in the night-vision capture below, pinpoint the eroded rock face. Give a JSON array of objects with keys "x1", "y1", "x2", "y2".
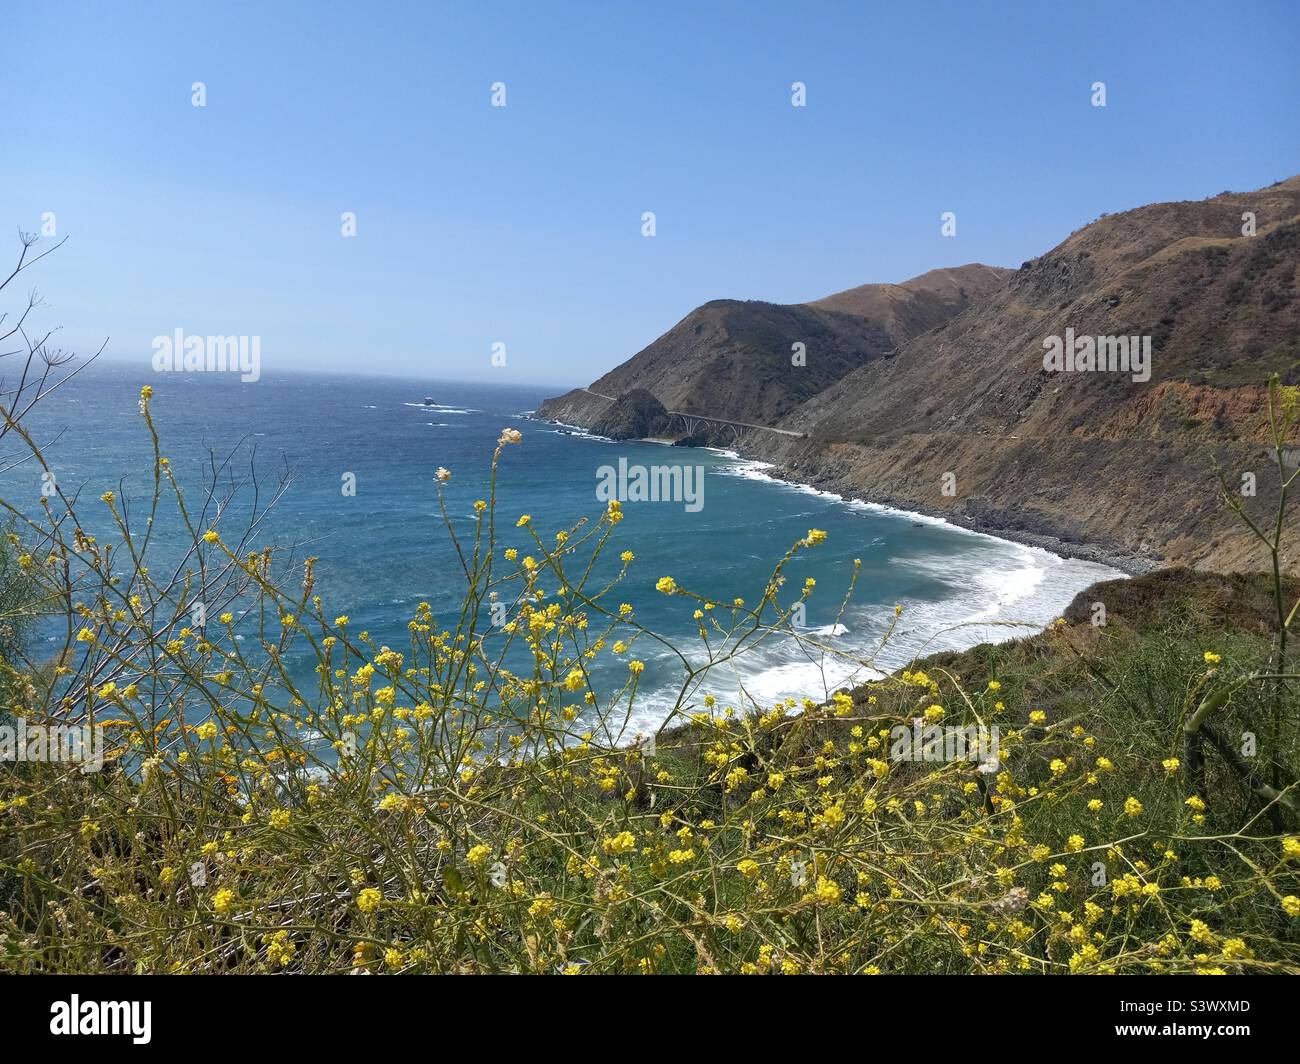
[{"x1": 588, "y1": 388, "x2": 669, "y2": 440}]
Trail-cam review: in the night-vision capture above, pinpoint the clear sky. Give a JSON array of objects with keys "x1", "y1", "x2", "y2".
[{"x1": 4, "y1": 0, "x2": 1298, "y2": 388}]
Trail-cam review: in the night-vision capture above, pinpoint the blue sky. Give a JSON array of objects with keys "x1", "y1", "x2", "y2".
[{"x1": 4, "y1": 0, "x2": 1298, "y2": 388}]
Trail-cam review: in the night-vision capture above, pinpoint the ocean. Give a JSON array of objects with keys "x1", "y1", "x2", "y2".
[{"x1": 5, "y1": 360, "x2": 1120, "y2": 738}]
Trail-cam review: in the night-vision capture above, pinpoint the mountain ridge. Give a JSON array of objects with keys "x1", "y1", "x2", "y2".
[
  {"x1": 537, "y1": 177, "x2": 1300, "y2": 574},
  {"x1": 536, "y1": 264, "x2": 1009, "y2": 430}
]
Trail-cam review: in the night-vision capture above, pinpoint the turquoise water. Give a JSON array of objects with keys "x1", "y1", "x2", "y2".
[{"x1": 6, "y1": 360, "x2": 1119, "y2": 737}]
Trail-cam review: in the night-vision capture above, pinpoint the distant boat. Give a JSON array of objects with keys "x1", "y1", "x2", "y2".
[{"x1": 423, "y1": 396, "x2": 435, "y2": 406}]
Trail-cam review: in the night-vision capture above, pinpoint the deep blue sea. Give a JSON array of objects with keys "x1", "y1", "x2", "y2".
[{"x1": 5, "y1": 360, "x2": 1119, "y2": 737}]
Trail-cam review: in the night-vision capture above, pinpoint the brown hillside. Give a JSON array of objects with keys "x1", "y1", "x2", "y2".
[
  {"x1": 536, "y1": 264, "x2": 1010, "y2": 431},
  {"x1": 766, "y1": 177, "x2": 1300, "y2": 573}
]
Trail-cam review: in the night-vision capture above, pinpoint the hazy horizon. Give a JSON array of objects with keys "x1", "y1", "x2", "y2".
[{"x1": 85, "y1": 348, "x2": 582, "y2": 393}]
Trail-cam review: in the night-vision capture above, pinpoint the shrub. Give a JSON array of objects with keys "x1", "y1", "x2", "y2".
[{"x1": 0, "y1": 387, "x2": 1297, "y2": 974}]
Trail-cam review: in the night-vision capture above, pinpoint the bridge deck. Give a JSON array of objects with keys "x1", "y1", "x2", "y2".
[{"x1": 579, "y1": 388, "x2": 806, "y2": 439}]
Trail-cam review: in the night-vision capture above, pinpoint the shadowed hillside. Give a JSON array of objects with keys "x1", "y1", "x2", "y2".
[{"x1": 536, "y1": 264, "x2": 1010, "y2": 432}]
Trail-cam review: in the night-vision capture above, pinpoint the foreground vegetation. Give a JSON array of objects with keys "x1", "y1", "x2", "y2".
[{"x1": 1, "y1": 384, "x2": 1299, "y2": 974}]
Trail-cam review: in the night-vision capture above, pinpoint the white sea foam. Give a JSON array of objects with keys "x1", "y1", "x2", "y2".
[
  {"x1": 810, "y1": 622, "x2": 850, "y2": 636},
  {"x1": 544, "y1": 421, "x2": 614, "y2": 442},
  {"x1": 716, "y1": 458, "x2": 995, "y2": 539},
  {"x1": 401, "y1": 402, "x2": 478, "y2": 414},
  {"x1": 879, "y1": 545, "x2": 1111, "y2": 662},
  {"x1": 611, "y1": 636, "x2": 887, "y2": 739},
  {"x1": 614, "y1": 454, "x2": 1122, "y2": 731},
  {"x1": 530, "y1": 439, "x2": 1123, "y2": 739}
]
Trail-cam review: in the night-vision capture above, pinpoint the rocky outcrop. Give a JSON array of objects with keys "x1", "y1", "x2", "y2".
[
  {"x1": 587, "y1": 388, "x2": 669, "y2": 440},
  {"x1": 533, "y1": 388, "x2": 612, "y2": 428}
]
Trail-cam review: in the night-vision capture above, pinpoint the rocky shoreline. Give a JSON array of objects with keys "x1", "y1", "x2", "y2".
[
  {"x1": 755, "y1": 461, "x2": 1161, "y2": 577},
  {"x1": 528, "y1": 411, "x2": 1162, "y2": 578}
]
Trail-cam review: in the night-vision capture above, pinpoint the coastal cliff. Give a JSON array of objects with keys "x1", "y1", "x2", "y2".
[
  {"x1": 537, "y1": 264, "x2": 1008, "y2": 432},
  {"x1": 538, "y1": 178, "x2": 1300, "y2": 574}
]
